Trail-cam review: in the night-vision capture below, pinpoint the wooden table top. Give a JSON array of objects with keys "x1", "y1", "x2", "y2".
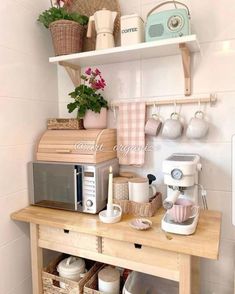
[{"x1": 11, "y1": 206, "x2": 221, "y2": 260}]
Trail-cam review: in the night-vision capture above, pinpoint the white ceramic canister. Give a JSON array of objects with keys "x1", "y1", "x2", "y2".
[
  {"x1": 98, "y1": 266, "x2": 120, "y2": 294},
  {"x1": 121, "y1": 14, "x2": 144, "y2": 46},
  {"x1": 57, "y1": 256, "x2": 86, "y2": 289}
]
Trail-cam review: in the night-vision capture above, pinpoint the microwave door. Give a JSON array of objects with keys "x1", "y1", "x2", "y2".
[{"x1": 32, "y1": 163, "x2": 79, "y2": 211}]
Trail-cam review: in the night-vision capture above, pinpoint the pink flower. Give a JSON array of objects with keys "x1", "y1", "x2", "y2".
[
  {"x1": 85, "y1": 67, "x2": 92, "y2": 75},
  {"x1": 94, "y1": 68, "x2": 101, "y2": 76}
]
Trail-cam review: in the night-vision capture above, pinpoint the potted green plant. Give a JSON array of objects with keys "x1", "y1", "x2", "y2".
[
  {"x1": 67, "y1": 68, "x2": 108, "y2": 129},
  {"x1": 38, "y1": 0, "x2": 88, "y2": 56}
]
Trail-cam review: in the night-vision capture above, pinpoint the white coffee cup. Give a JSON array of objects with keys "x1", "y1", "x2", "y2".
[
  {"x1": 162, "y1": 112, "x2": 183, "y2": 139},
  {"x1": 128, "y1": 178, "x2": 155, "y2": 203},
  {"x1": 186, "y1": 110, "x2": 209, "y2": 139}
]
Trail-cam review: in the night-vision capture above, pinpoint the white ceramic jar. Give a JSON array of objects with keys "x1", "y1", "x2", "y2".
[
  {"x1": 98, "y1": 266, "x2": 120, "y2": 294},
  {"x1": 121, "y1": 14, "x2": 144, "y2": 46},
  {"x1": 57, "y1": 256, "x2": 86, "y2": 288}
]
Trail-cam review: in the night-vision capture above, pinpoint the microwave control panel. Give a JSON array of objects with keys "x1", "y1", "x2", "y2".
[{"x1": 82, "y1": 165, "x2": 97, "y2": 213}]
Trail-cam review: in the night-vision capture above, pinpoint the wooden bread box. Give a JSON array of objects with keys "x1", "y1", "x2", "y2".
[{"x1": 36, "y1": 129, "x2": 117, "y2": 164}]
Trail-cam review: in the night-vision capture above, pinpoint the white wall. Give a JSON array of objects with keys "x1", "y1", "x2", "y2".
[
  {"x1": 0, "y1": 1, "x2": 58, "y2": 293},
  {"x1": 58, "y1": 1, "x2": 235, "y2": 293}
]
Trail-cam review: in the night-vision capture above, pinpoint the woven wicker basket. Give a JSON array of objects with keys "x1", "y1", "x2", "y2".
[
  {"x1": 114, "y1": 192, "x2": 162, "y2": 217},
  {"x1": 42, "y1": 254, "x2": 103, "y2": 294},
  {"x1": 49, "y1": 20, "x2": 84, "y2": 56},
  {"x1": 47, "y1": 118, "x2": 84, "y2": 130},
  {"x1": 83, "y1": 265, "x2": 104, "y2": 294}
]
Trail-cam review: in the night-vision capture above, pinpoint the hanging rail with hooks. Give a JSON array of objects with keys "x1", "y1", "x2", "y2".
[{"x1": 110, "y1": 94, "x2": 217, "y2": 108}]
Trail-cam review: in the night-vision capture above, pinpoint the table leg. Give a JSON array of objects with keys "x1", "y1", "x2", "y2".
[
  {"x1": 192, "y1": 257, "x2": 200, "y2": 294},
  {"x1": 179, "y1": 254, "x2": 192, "y2": 294},
  {"x1": 30, "y1": 223, "x2": 43, "y2": 294}
]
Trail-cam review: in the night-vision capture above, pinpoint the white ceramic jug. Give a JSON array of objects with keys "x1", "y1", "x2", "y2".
[{"x1": 87, "y1": 8, "x2": 117, "y2": 50}]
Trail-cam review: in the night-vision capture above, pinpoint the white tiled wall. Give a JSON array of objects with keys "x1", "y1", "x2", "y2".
[
  {"x1": 0, "y1": 1, "x2": 58, "y2": 293},
  {"x1": 58, "y1": 1, "x2": 235, "y2": 293}
]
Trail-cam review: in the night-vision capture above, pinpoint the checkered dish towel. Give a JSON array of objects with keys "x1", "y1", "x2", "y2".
[{"x1": 117, "y1": 102, "x2": 146, "y2": 165}]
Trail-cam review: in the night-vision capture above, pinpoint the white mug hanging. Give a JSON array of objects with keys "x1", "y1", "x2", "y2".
[
  {"x1": 186, "y1": 110, "x2": 209, "y2": 139},
  {"x1": 162, "y1": 101, "x2": 183, "y2": 139}
]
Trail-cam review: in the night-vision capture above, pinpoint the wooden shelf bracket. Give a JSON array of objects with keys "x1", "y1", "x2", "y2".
[
  {"x1": 179, "y1": 43, "x2": 191, "y2": 96},
  {"x1": 59, "y1": 61, "x2": 81, "y2": 87}
]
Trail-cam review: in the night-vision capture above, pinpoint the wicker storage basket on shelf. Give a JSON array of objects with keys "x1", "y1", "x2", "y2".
[
  {"x1": 114, "y1": 192, "x2": 162, "y2": 217},
  {"x1": 83, "y1": 265, "x2": 104, "y2": 294},
  {"x1": 42, "y1": 254, "x2": 102, "y2": 294},
  {"x1": 47, "y1": 118, "x2": 84, "y2": 130},
  {"x1": 49, "y1": 20, "x2": 84, "y2": 56}
]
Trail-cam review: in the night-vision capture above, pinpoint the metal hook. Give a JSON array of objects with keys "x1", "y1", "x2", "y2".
[
  {"x1": 173, "y1": 100, "x2": 177, "y2": 114},
  {"x1": 153, "y1": 102, "x2": 157, "y2": 113},
  {"x1": 111, "y1": 103, "x2": 117, "y2": 122},
  {"x1": 198, "y1": 99, "x2": 201, "y2": 111}
]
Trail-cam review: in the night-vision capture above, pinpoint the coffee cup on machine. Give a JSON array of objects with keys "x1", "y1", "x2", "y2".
[{"x1": 167, "y1": 199, "x2": 200, "y2": 223}]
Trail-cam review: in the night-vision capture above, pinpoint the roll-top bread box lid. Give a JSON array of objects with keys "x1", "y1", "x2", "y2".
[{"x1": 36, "y1": 129, "x2": 117, "y2": 164}]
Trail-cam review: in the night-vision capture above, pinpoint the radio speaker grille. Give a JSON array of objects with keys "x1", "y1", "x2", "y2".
[{"x1": 149, "y1": 24, "x2": 164, "y2": 37}]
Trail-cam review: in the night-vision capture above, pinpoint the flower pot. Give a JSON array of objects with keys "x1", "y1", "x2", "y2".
[
  {"x1": 49, "y1": 20, "x2": 84, "y2": 56},
  {"x1": 83, "y1": 108, "x2": 107, "y2": 129}
]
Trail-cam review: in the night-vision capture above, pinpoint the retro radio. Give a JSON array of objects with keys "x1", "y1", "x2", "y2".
[{"x1": 145, "y1": 1, "x2": 191, "y2": 42}]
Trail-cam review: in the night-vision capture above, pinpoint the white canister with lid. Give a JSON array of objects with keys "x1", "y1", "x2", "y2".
[
  {"x1": 121, "y1": 14, "x2": 144, "y2": 46},
  {"x1": 57, "y1": 256, "x2": 86, "y2": 289},
  {"x1": 98, "y1": 266, "x2": 120, "y2": 294}
]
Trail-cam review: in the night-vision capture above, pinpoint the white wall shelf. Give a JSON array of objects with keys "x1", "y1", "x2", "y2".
[{"x1": 50, "y1": 34, "x2": 200, "y2": 96}]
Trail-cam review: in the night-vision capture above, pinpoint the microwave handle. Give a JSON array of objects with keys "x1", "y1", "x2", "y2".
[
  {"x1": 74, "y1": 169, "x2": 78, "y2": 210},
  {"x1": 74, "y1": 166, "x2": 83, "y2": 210}
]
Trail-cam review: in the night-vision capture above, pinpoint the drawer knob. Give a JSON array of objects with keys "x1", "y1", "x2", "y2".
[
  {"x1": 64, "y1": 229, "x2": 70, "y2": 234},
  {"x1": 134, "y1": 243, "x2": 142, "y2": 249}
]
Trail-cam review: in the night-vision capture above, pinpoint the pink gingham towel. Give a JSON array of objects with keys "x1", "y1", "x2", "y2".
[{"x1": 117, "y1": 102, "x2": 146, "y2": 165}]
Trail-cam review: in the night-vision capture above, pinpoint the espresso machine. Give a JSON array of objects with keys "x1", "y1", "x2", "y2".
[{"x1": 161, "y1": 153, "x2": 205, "y2": 235}]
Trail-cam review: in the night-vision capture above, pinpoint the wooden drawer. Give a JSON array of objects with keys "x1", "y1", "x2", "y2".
[
  {"x1": 102, "y1": 238, "x2": 180, "y2": 281},
  {"x1": 39, "y1": 225, "x2": 99, "y2": 253}
]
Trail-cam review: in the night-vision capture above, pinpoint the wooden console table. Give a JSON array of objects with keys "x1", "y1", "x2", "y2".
[{"x1": 11, "y1": 206, "x2": 221, "y2": 294}]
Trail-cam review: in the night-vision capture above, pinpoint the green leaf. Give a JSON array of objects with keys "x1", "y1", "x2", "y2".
[
  {"x1": 67, "y1": 102, "x2": 78, "y2": 113},
  {"x1": 38, "y1": 7, "x2": 88, "y2": 28}
]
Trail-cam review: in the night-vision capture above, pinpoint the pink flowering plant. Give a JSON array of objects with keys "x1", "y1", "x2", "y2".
[
  {"x1": 38, "y1": 0, "x2": 88, "y2": 29},
  {"x1": 67, "y1": 68, "x2": 108, "y2": 118}
]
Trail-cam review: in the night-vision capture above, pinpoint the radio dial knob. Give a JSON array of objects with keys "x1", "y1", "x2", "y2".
[
  {"x1": 86, "y1": 200, "x2": 93, "y2": 207},
  {"x1": 172, "y1": 19, "x2": 179, "y2": 27}
]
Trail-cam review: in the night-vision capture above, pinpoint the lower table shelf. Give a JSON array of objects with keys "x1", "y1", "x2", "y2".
[{"x1": 11, "y1": 206, "x2": 221, "y2": 294}]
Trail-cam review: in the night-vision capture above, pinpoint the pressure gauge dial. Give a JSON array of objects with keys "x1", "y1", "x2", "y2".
[
  {"x1": 167, "y1": 15, "x2": 184, "y2": 31},
  {"x1": 171, "y1": 168, "x2": 183, "y2": 180}
]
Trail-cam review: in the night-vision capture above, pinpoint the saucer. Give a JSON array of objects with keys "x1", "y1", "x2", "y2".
[
  {"x1": 129, "y1": 218, "x2": 152, "y2": 230},
  {"x1": 99, "y1": 206, "x2": 122, "y2": 224}
]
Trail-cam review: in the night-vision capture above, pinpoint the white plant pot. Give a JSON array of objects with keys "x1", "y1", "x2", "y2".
[{"x1": 83, "y1": 107, "x2": 107, "y2": 129}]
